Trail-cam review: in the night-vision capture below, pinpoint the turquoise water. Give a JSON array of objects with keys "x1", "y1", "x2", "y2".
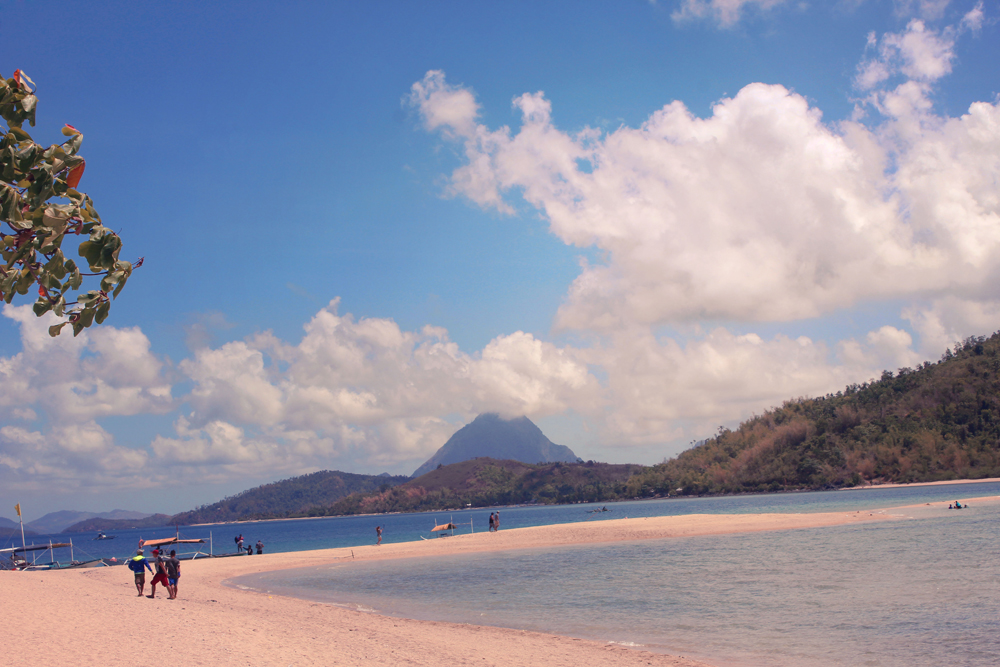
[{"x1": 231, "y1": 484, "x2": 1000, "y2": 667}]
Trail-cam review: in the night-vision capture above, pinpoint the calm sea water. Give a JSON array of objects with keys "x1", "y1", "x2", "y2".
[
  {"x1": 8, "y1": 481, "x2": 1000, "y2": 564},
  {"x1": 226, "y1": 482, "x2": 1000, "y2": 667}
]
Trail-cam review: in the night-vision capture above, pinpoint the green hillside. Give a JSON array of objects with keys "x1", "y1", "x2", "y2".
[
  {"x1": 171, "y1": 470, "x2": 410, "y2": 524},
  {"x1": 313, "y1": 458, "x2": 644, "y2": 516},
  {"x1": 625, "y1": 333, "x2": 1000, "y2": 497}
]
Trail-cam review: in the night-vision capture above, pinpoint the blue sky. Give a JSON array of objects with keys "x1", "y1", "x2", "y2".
[{"x1": 1, "y1": 0, "x2": 997, "y2": 521}]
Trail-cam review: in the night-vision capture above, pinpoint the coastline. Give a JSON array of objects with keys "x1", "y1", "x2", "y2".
[
  {"x1": 175, "y1": 476, "x2": 1000, "y2": 529},
  {"x1": 844, "y1": 476, "x2": 1000, "y2": 490},
  {"x1": 2, "y1": 507, "x2": 915, "y2": 667}
]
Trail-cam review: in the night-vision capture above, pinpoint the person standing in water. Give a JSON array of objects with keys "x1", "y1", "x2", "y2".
[
  {"x1": 494, "y1": 510, "x2": 500, "y2": 531},
  {"x1": 376, "y1": 525, "x2": 382, "y2": 545}
]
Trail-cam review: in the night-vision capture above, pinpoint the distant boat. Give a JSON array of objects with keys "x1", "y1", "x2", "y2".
[
  {"x1": 587, "y1": 506, "x2": 610, "y2": 514},
  {"x1": 94, "y1": 531, "x2": 116, "y2": 540}
]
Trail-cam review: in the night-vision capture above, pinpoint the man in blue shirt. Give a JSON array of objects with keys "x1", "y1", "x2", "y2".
[{"x1": 128, "y1": 548, "x2": 153, "y2": 597}]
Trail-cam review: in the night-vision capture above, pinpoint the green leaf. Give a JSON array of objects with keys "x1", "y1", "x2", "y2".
[
  {"x1": 33, "y1": 296, "x2": 52, "y2": 316},
  {"x1": 48, "y1": 322, "x2": 68, "y2": 337},
  {"x1": 95, "y1": 300, "x2": 110, "y2": 324}
]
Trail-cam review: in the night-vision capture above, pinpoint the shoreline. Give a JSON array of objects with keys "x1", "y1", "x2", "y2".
[
  {"x1": 2, "y1": 504, "x2": 936, "y2": 667},
  {"x1": 174, "y1": 476, "x2": 1000, "y2": 529}
]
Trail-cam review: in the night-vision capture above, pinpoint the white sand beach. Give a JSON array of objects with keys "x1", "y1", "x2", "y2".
[{"x1": 1, "y1": 508, "x2": 913, "y2": 666}]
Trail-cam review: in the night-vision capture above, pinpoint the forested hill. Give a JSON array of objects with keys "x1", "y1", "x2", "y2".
[
  {"x1": 171, "y1": 470, "x2": 410, "y2": 524},
  {"x1": 313, "y1": 458, "x2": 645, "y2": 516},
  {"x1": 625, "y1": 333, "x2": 1000, "y2": 497}
]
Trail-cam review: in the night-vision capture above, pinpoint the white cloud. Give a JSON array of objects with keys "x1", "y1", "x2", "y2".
[
  {"x1": 0, "y1": 305, "x2": 171, "y2": 490},
  {"x1": 156, "y1": 299, "x2": 603, "y2": 476},
  {"x1": 672, "y1": 0, "x2": 790, "y2": 27},
  {"x1": 856, "y1": 19, "x2": 956, "y2": 92},
  {"x1": 894, "y1": 0, "x2": 952, "y2": 21},
  {"x1": 410, "y1": 68, "x2": 1000, "y2": 333}
]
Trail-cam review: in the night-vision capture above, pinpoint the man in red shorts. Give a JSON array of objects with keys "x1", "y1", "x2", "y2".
[{"x1": 148, "y1": 549, "x2": 169, "y2": 598}]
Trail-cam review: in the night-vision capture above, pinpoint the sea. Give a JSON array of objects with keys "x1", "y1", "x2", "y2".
[{"x1": 7, "y1": 481, "x2": 1000, "y2": 666}]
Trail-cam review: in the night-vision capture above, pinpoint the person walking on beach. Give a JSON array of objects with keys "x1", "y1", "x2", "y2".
[
  {"x1": 494, "y1": 510, "x2": 500, "y2": 531},
  {"x1": 376, "y1": 525, "x2": 382, "y2": 545},
  {"x1": 165, "y1": 549, "x2": 181, "y2": 600},
  {"x1": 489, "y1": 512, "x2": 495, "y2": 532},
  {"x1": 128, "y1": 548, "x2": 153, "y2": 597},
  {"x1": 256, "y1": 540, "x2": 264, "y2": 554},
  {"x1": 148, "y1": 549, "x2": 169, "y2": 599}
]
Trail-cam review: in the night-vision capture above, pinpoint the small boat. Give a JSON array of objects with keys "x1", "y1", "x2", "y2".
[
  {"x1": 94, "y1": 531, "x2": 116, "y2": 540},
  {"x1": 587, "y1": 506, "x2": 610, "y2": 514}
]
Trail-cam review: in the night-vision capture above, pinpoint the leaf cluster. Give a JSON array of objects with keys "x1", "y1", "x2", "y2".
[{"x1": 1, "y1": 70, "x2": 136, "y2": 336}]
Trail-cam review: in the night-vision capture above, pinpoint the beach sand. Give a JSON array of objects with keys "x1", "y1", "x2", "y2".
[{"x1": 1, "y1": 509, "x2": 907, "y2": 666}]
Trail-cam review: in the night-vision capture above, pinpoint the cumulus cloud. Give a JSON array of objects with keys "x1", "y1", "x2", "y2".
[
  {"x1": 154, "y1": 299, "x2": 603, "y2": 476},
  {"x1": 408, "y1": 10, "x2": 999, "y2": 336},
  {"x1": 0, "y1": 305, "x2": 172, "y2": 490}
]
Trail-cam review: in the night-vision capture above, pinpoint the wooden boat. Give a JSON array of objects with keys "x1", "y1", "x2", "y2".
[{"x1": 0, "y1": 541, "x2": 107, "y2": 570}]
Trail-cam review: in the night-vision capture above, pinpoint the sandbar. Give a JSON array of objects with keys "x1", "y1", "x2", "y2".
[{"x1": 0, "y1": 505, "x2": 941, "y2": 666}]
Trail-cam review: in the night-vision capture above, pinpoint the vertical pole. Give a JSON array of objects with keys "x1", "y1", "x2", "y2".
[
  {"x1": 70, "y1": 538, "x2": 74, "y2": 563},
  {"x1": 17, "y1": 505, "x2": 26, "y2": 565},
  {"x1": 210, "y1": 531, "x2": 213, "y2": 556}
]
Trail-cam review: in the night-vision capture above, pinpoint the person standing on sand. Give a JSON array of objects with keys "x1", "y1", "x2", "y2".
[
  {"x1": 148, "y1": 549, "x2": 169, "y2": 598},
  {"x1": 165, "y1": 549, "x2": 181, "y2": 599},
  {"x1": 376, "y1": 525, "x2": 382, "y2": 545},
  {"x1": 128, "y1": 548, "x2": 153, "y2": 597}
]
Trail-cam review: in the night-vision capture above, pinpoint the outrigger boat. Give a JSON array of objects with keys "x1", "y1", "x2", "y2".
[
  {"x1": 0, "y1": 541, "x2": 107, "y2": 570},
  {"x1": 94, "y1": 531, "x2": 116, "y2": 540},
  {"x1": 138, "y1": 527, "x2": 212, "y2": 560},
  {"x1": 4, "y1": 504, "x2": 108, "y2": 570}
]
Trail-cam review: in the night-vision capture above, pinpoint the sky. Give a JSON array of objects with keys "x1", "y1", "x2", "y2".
[{"x1": 1, "y1": 0, "x2": 997, "y2": 521}]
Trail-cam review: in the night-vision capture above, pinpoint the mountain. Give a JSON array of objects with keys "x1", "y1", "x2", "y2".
[
  {"x1": 412, "y1": 413, "x2": 580, "y2": 477},
  {"x1": 170, "y1": 469, "x2": 410, "y2": 524},
  {"x1": 64, "y1": 514, "x2": 174, "y2": 533},
  {"x1": 0, "y1": 516, "x2": 37, "y2": 538},
  {"x1": 322, "y1": 458, "x2": 645, "y2": 515},
  {"x1": 625, "y1": 333, "x2": 1000, "y2": 496},
  {"x1": 25, "y1": 509, "x2": 153, "y2": 535}
]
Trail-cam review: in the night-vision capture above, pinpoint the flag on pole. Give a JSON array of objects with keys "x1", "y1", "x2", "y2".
[{"x1": 15, "y1": 503, "x2": 21, "y2": 517}]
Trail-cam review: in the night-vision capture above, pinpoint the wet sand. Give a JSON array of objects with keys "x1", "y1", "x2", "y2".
[{"x1": 1, "y1": 508, "x2": 910, "y2": 666}]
